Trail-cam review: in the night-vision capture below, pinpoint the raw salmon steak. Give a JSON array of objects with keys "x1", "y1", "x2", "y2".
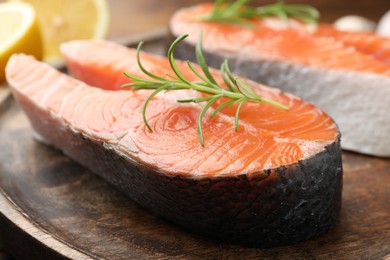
[
  {"x1": 7, "y1": 40, "x2": 342, "y2": 247},
  {"x1": 169, "y1": 3, "x2": 390, "y2": 157}
]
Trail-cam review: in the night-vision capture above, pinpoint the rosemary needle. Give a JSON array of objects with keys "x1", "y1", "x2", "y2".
[
  {"x1": 199, "y1": 0, "x2": 320, "y2": 27},
  {"x1": 122, "y1": 33, "x2": 288, "y2": 147}
]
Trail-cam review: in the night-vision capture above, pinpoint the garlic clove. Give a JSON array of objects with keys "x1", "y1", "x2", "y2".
[
  {"x1": 377, "y1": 10, "x2": 390, "y2": 38},
  {"x1": 333, "y1": 15, "x2": 376, "y2": 33}
]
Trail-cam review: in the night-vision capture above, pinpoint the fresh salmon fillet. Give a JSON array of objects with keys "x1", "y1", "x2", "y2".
[
  {"x1": 61, "y1": 40, "x2": 171, "y2": 91},
  {"x1": 169, "y1": 3, "x2": 390, "y2": 157},
  {"x1": 315, "y1": 24, "x2": 390, "y2": 65},
  {"x1": 170, "y1": 3, "x2": 390, "y2": 76},
  {"x1": 8, "y1": 47, "x2": 336, "y2": 176},
  {"x1": 6, "y1": 49, "x2": 342, "y2": 246}
]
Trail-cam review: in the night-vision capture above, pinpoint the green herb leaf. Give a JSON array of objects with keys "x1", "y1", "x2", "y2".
[
  {"x1": 257, "y1": 1, "x2": 320, "y2": 24},
  {"x1": 122, "y1": 34, "x2": 288, "y2": 146},
  {"x1": 195, "y1": 32, "x2": 219, "y2": 86},
  {"x1": 235, "y1": 77, "x2": 260, "y2": 100},
  {"x1": 197, "y1": 94, "x2": 223, "y2": 146},
  {"x1": 235, "y1": 99, "x2": 247, "y2": 132},
  {"x1": 199, "y1": 0, "x2": 320, "y2": 27}
]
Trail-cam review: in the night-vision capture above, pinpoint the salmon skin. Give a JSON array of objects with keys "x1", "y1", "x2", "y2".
[
  {"x1": 169, "y1": 3, "x2": 390, "y2": 157},
  {"x1": 7, "y1": 40, "x2": 341, "y2": 247}
]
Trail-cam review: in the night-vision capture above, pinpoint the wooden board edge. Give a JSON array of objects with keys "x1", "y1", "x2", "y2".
[
  {"x1": 0, "y1": 84, "x2": 11, "y2": 110},
  {"x1": 0, "y1": 189, "x2": 92, "y2": 260}
]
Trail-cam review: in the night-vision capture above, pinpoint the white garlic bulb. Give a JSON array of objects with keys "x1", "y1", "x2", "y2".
[
  {"x1": 333, "y1": 15, "x2": 376, "y2": 32},
  {"x1": 377, "y1": 10, "x2": 390, "y2": 38}
]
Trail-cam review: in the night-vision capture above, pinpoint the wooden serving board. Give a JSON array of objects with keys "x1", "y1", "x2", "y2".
[{"x1": 1, "y1": 39, "x2": 390, "y2": 260}]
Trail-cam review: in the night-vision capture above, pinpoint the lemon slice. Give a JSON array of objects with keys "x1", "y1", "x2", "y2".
[
  {"x1": 9, "y1": 0, "x2": 110, "y2": 65},
  {"x1": 0, "y1": 2, "x2": 42, "y2": 83}
]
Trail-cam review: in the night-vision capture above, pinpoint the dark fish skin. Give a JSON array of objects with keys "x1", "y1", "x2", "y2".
[{"x1": 14, "y1": 83, "x2": 343, "y2": 247}]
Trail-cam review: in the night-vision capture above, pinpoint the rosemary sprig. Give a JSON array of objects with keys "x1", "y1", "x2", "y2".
[
  {"x1": 122, "y1": 34, "x2": 288, "y2": 146},
  {"x1": 258, "y1": 0, "x2": 320, "y2": 24},
  {"x1": 201, "y1": 0, "x2": 258, "y2": 28},
  {"x1": 200, "y1": 0, "x2": 320, "y2": 27}
]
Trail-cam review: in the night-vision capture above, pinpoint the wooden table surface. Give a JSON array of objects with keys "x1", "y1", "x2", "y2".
[{"x1": 1, "y1": 0, "x2": 390, "y2": 259}]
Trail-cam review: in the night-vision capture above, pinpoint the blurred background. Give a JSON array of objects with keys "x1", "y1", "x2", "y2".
[
  {"x1": 107, "y1": 0, "x2": 390, "y2": 40},
  {"x1": 0, "y1": 0, "x2": 387, "y2": 74}
]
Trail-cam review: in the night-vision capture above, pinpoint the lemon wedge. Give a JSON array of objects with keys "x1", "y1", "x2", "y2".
[
  {"x1": 8, "y1": 0, "x2": 110, "y2": 65},
  {"x1": 0, "y1": 2, "x2": 42, "y2": 83}
]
